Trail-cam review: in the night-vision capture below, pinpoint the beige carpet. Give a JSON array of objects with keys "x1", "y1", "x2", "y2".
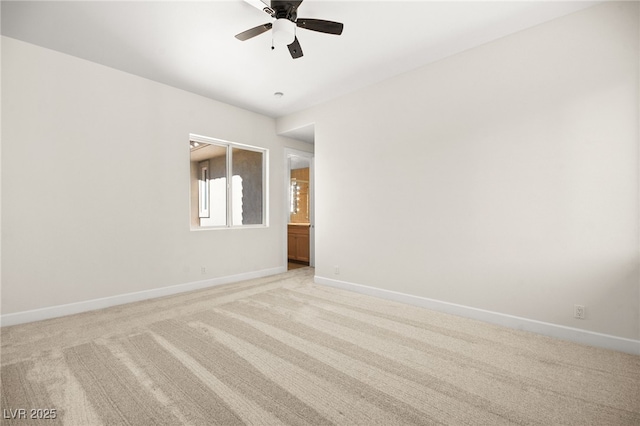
[{"x1": 1, "y1": 268, "x2": 639, "y2": 425}]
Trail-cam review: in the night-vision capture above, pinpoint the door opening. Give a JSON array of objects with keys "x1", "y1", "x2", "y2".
[{"x1": 285, "y1": 150, "x2": 314, "y2": 270}]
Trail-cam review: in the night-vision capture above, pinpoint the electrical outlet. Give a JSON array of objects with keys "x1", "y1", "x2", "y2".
[
  {"x1": 574, "y1": 304, "x2": 585, "y2": 319},
  {"x1": 334, "y1": 265, "x2": 340, "y2": 275},
  {"x1": 201, "y1": 266, "x2": 206, "y2": 275}
]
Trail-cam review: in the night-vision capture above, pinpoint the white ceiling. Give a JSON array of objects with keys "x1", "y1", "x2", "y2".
[{"x1": 2, "y1": 0, "x2": 598, "y2": 125}]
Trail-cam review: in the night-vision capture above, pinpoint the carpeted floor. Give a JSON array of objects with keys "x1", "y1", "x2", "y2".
[{"x1": 1, "y1": 268, "x2": 639, "y2": 425}]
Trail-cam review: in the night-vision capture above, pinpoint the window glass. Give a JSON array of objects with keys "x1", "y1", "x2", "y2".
[{"x1": 232, "y1": 147, "x2": 264, "y2": 226}]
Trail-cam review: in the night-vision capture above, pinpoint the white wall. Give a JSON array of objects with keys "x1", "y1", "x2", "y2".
[
  {"x1": 279, "y1": 2, "x2": 639, "y2": 342},
  {"x1": 1, "y1": 36, "x2": 312, "y2": 317}
]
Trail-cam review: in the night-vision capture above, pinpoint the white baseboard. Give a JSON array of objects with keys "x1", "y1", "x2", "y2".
[
  {"x1": 314, "y1": 275, "x2": 640, "y2": 356},
  {"x1": 0, "y1": 266, "x2": 287, "y2": 327}
]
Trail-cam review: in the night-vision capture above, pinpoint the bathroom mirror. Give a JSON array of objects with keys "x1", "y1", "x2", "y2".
[{"x1": 289, "y1": 156, "x2": 310, "y2": 224}]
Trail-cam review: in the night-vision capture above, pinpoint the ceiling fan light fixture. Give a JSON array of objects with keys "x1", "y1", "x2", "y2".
[{"x1": 272, "y1": 18, "x2": 295, "y2": 46}]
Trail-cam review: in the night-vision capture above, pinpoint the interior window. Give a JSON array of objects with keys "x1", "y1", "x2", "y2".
[{"x1": 190, "y1": 136, "x2": 267, "y2": 229}]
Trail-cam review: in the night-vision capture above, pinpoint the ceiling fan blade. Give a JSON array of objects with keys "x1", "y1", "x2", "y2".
[
  {"x1": 288, "y1": 36, "x2": 303, "y2": 59},
  {"x1": 235, "y1": 23, "x2": 273, "y2": 41},
  {"x1": 243, "y1": 0, "x2": 274, "y2": 16},
  {"x1": 296, "y1": 18, "x2": 343, "y2": 35}
]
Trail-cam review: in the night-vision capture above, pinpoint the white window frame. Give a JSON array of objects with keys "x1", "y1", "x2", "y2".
[
  {"x1": 198, "y1": 161, "x2": 210, "y2": 218},
  {"x1": 190, "y1": 133, "x2": 269, "y2": 230}
]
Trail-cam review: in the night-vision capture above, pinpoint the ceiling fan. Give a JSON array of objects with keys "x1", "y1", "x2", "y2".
[{"x1": 235, "y1": 0, "x2": 344, "y2": 59}]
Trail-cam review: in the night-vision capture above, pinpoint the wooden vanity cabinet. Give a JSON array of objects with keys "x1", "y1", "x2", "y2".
[{"x1": 288, "y1": 224, "x2": 310, "y2": 263}]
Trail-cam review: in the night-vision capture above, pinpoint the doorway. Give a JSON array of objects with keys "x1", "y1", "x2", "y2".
[{"x1": 285, "y1": 149, "x2": 314, "y2": 270}]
